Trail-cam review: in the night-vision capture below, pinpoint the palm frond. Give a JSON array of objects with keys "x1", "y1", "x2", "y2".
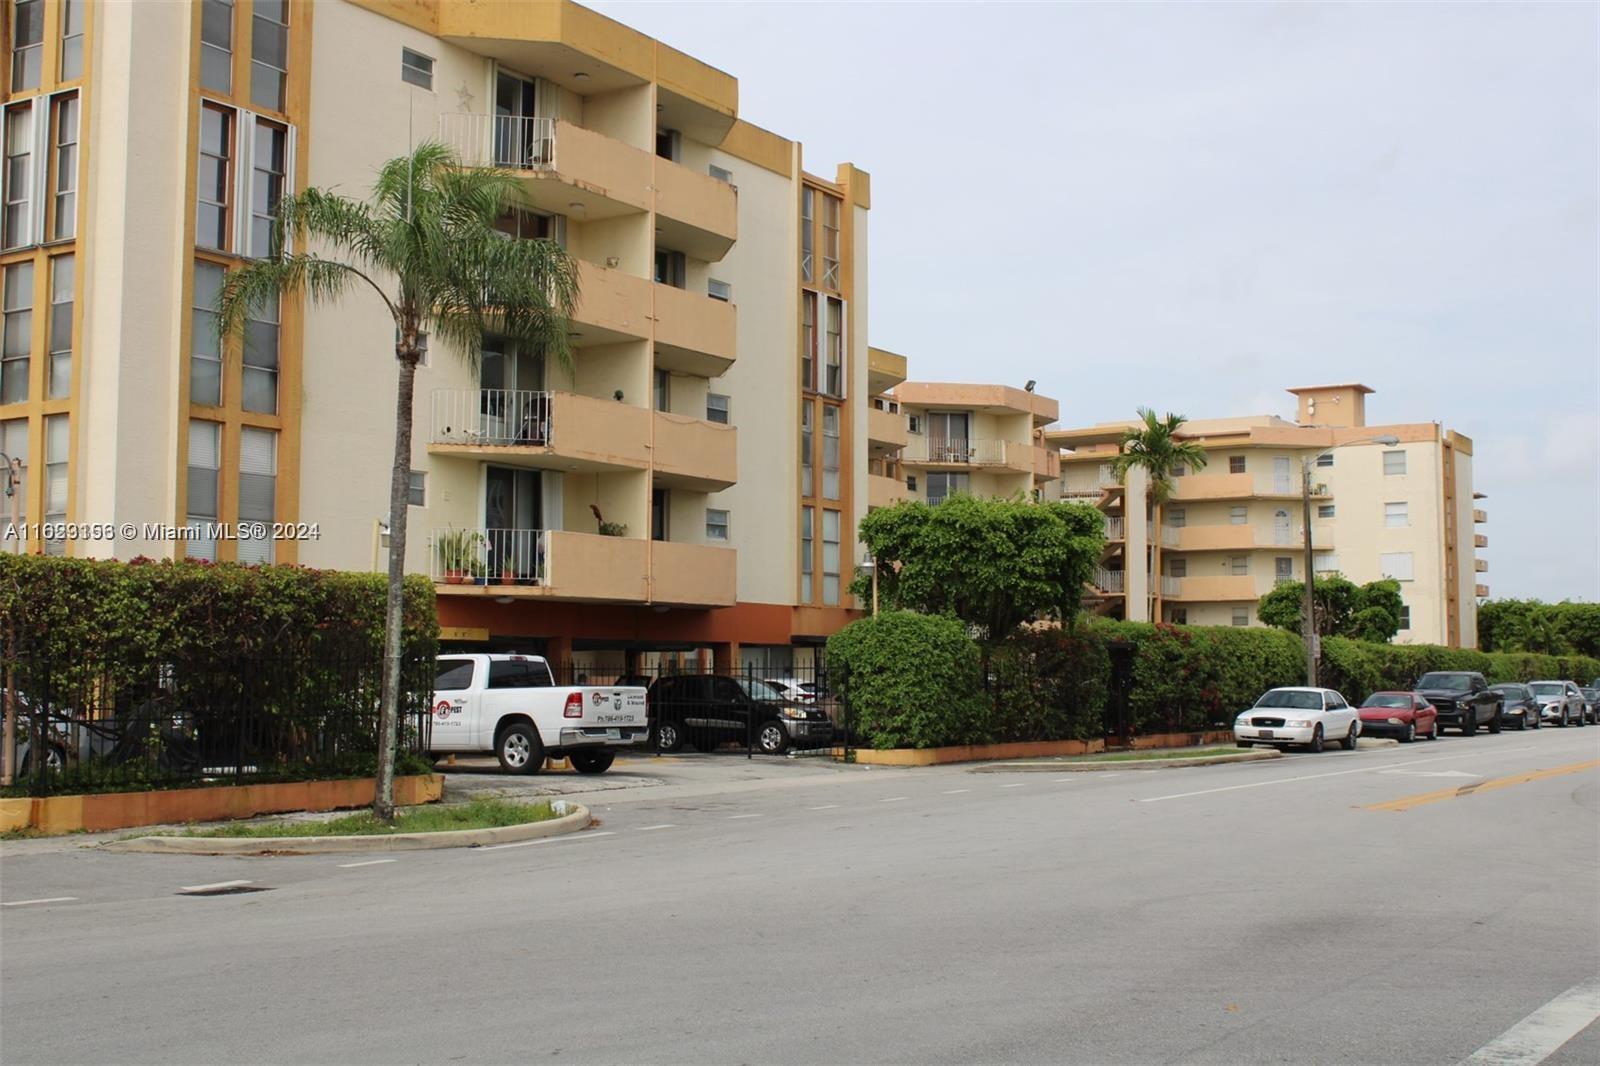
[{"x1": 217, "y1": 254, "x2": 387, "y2": 343}]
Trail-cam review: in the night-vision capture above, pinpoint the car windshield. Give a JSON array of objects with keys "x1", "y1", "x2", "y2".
[
  {"x1": 1418, "y1": 673, "x2": 1473, "y2": 689},
  {"x1": 1528, "y1": 683, "x2": 1564, "y2": 697},
  {"x1": 736, "y1": 678, "x2": 788, "y2": 702},
  {"x1": 1363, "y1": 694, "x2": 1411, "y2": 709},
  {"x1": 1581, "y1": 689, "x2": 1599, "y2": 699},
  {"x1": 1255, "y1": 690, "x2": 1323, "y2": 710}
]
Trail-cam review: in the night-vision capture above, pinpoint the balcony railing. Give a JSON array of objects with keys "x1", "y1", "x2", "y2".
[
  {"x1": 905, "y1": 437, "x2": 1008, "y2": 465},
  {"x1": 431, "y1": 528, "x2": 547, "y2": 586},
  {"x1": 1161, "y1": 525, "x2": 1181, "y2": 547},
  {"x1": 1104, "y1": 516, "x2": 1125, "y2": 540},
  {"x1": 1093, "y1": 567, "x2": 1125, "y2": 593},
  {"x1": 439, "y1": 114, "x2": 556, "y2": 171},
  {"x1": 431, "y1": 388, "x2": 552, "y2": 447}
]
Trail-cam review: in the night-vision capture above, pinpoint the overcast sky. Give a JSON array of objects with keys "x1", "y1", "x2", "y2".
[{"x1": 592, "y1": 1, "x2": 1599, "y2": 603}]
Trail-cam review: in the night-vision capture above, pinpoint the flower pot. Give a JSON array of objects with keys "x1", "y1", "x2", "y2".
[
  {"x1": 444, "y1": 570, "x2": 465, "y2": 585},
  {"x1": 500, "y1": 569, "x2": 516, "y2": 585}
]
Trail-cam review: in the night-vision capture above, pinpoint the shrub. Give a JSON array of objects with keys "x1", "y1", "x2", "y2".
[
  {"x1": 985, "y1": 625, "x2": 1110, "y2": 742},
  {"x1": 826, "y1": 611, "x2": 987, "y2": 749}
]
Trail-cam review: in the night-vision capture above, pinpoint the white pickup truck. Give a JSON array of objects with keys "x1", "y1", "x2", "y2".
[{"x1": 429, "y1": 654, "x2": 649, "y2": 775}]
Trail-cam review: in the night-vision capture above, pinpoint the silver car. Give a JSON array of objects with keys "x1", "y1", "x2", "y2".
[{"x1": 1527, "y1": 680, "x2": 1587, "y2": 727}]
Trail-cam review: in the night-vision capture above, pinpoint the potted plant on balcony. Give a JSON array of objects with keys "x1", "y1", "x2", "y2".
[
  {"x1": 590, "y1": 503, "x2": 627, "y2": 537},
  {"x1": 437, "y1": 529, "x2": 468, "y2": 584}
]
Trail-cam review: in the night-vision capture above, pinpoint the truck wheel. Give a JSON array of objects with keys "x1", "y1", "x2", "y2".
[
  {"x1": 1489, "y1": 716, "x2": 1501, "y2": 734},
  {"x1": 569, "y1": 751, "x2": 614, "y2": 775},
  {"x1": 756, "y1": 721, "x2": 789, "y2": 755},
  {"x1": 1462, "y1": 718, "x2": 1477, "y2": 736},
  {"x1": 655, "y1": 721, "x2": 685, "y2": 753},
  {"x1": 496, "y1": 722, "x2": 544, "y2": 774}
]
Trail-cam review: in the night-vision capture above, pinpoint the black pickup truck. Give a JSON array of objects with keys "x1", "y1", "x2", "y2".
[{"x1": 1416, "y1": 671, "x2": 1502, "y2": 735}]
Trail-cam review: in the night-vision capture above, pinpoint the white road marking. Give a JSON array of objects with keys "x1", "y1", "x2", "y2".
[
  {"x1": 476, "y1": 831, "x2": 616, "y2": 852},
  {"x1": 1053, "y1": 777, "x2": 1078, "y2": 783},
  {"x1": 879, "y1": 796, "x2": 909, "y2": 803},
  {"x1": 1380, "y1": 769, "x2": 1481, "y2": 779},
  {"x1": 336, "y1": 859, "x2": 396, "y2": 869},
  {"x1": 807, "y1": 805, "x2": 840, "y2": 811},
  {"x1": 1139, "y1": 746, "x2": 1537, "y2": 804},
  {"x1": 1460, "y1": 976, "x2": 1600, "y2": 1065},
  {"x1": 1, "y1": 897, "x2": 78, "y2": 908},
  {"x1": 177, "y1": 880, "x2": 253, "y2": 894},
  {"x1": 941, "y1": 789, "x2": 970, "y2": 795},
  {"x1": 634, "y1": 824, "x2": 675, "y2": 832},
  {"x1": 726, "y1": 814, "x2": 763, "y2": 820},
  {"x1": 1001, "y1": 783, "x2": 1027, "y2": 789}
]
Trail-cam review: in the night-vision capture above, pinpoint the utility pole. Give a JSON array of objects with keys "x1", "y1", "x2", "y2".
[{"x1": 1301, "y1": 457, "x2": 1317, "y2": 687}]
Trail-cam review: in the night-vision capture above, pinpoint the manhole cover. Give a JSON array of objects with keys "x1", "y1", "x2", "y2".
[{"x1": 176, "y1": 881, "x2": 273, "y2": 897}]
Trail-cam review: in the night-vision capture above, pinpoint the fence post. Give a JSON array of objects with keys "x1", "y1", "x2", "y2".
[{"x1": 745, "y1": 662, "x2": 754, "y2": 759}]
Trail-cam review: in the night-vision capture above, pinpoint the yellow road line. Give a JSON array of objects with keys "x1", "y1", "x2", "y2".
[{"x1": 1364, "y1": 759, "x2": 1600, "y2": 812}]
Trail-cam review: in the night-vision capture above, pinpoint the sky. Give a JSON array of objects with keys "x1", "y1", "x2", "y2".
[{"x1": 591, "y1": 1, "x2": 1599, "y2": 603}]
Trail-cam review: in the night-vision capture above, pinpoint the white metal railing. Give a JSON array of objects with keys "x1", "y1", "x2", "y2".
[
  {"x1": 431, "y1": 388, "x2": 553, "y2": 447},
  {"x1": 1098, "y1": 464, "x2": 1119, "y2": 488},
  {"x1": 1104, "y1": 515, "x2": 1125, "y2": 540},
  {"x1": 1161, "y1": 575, "x2": 1183, "y2": 597},
  {"x1": 431, "y1": 527, "x2": 547, "y2": 586},
  {"x1": 1093, "y1": 567, "x2": 1125, "y2": 593},
  {"x1": 438, "y1": 113, "x2": 556, "y2": 171},
  {"x1": 1161, "y1": 525, "x2": 1181, "y2": 547},
  {"x1": 1146, "y1": 521, "x2": 1156, "y2": 542},
  {"x1": 905, "y1": 437, "x2": 1008, "y2": 465}
]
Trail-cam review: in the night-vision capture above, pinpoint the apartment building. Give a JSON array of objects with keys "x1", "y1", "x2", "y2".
[
  {"x1": 0, "y1": 0, "x2": 879, "y2": 673},
  {"x1": 890, "y1": 382, "x2": 1060, "y2": 506},
  {"x1": 1051, "y1": 384, "x2": 1483, "y2": 647}
]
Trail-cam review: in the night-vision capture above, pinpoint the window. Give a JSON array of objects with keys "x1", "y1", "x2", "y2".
[
  {"x1": 186, "y1": 420, "x2": 221, "y2": 561},
  {"x1": 488, "y1": 660, "x2": 546, "y2": 689},
  {"x1": 706, "y1": 508, "x2": 729, "y2": 542},
  {"x1": 800, "y1": 187, "x2": 814, "y2": 282},
  {"x1": 400, "y1": 48, "x2": 434, "y2": 90},
  {"x1": 907, "y1": 414, "x2": 922, "y2": 435},
  {"x1": 191, "y1": 262, "x2": 224, "y2": 405},
  {"x1": 823, "y1": 297, "x2": 843, "y2": 396},
  {"x1": 2, "y1": 261, "x2": 33, "y2": 404},
  {"x1": 707, "y1": 278, "x2": 731, "y2": 302},
  {"x1": 434, "y1": 658, "x2": 474, "y2": 690},
  {"x1": 11, "y1": 0, "x2": 41, "y2": 92},
  {"x1": 822, "y1": 405, "x2": 840, "y2": 499},
  {"x1": 42, "y1": 413, "x2": 65, "y2": 554},
  {"x1": 1383, "y1": 449, "x2": 1406, "y2": 475},
  {"x1": 250, "y1": 0, "x2": 289, "y2": 112},
  {"x1": 651, "y1": 488, "x2": 666, "y2": 541},
  {"x1": 800, "y1": 292, "x2": 816, "y2": 391},
  {"x1": 654, "y1": 128, "x2": 679, "y2": 162},
  {"x1": 1171, "y1": 463, "x2": 1187, "y2": 478},
  {"x1": 708, "y1": 164, "x2": 732, "y2": 184},
  {"x1": 58, "y1": 0, "x2": 84, "y2": 81},
  {"x1": 1317, "y1": 503, "x2": 1335, "y2": 519},
  {"x1": 237, "y1": 426, "x2": 277, "y2": 563},
  {"x1": 46, "y1": 253, "x2": 70, "y2": 399},
  {"x1": 242, "y1": 291, "x2": 279, "y2": 413},
  {"x1": 0, "y1": 417, "x2": 25, "y2": 535},
  {"x1": 197, "y1": 104, "x2": 233, "y2": 250},
  {"x1": 800, "y1": 506, "x2": 813, "y2": 600},
  {"x1": 1384, "y1": 501, "x2": 1408, "y2": 528},
  {"x1": 1229, "y1": 505, "x2": 1247, "y2": 525},
  {"x1": 1229, "y1": 555, "x2": 1249, "y2": 576},
  {"x1": 926, "y1": 472, "x2": 969, "y2": 506},
  {"x1": 1380, "y1": 551, "x2": 1414, "y2": 581},
  {"x1": 706, "y1": 393, "x2": 729, "y2": 424},
  {"x1": 1171, "y1": 608, "x2": 1188, "y2": 625},
  {"x1": 4, "y1": 103, "x2": 33, "y2": 249},
  {"x1": 47, "y1": 93, "x2": 77, "y2": 241},
  {"x1": 649, "y1": 369, "x2": 669, "y2": 413},
  {"x1": 1398, "y1": 605, "x2": 1411, "y2": 631},
  {"x1": 408, "y1": 469, "x2": 426, "y2": 507},
  {"x1": 1315, "y1": 453, "x2": 1334, "y2": 468},
  {"x1": 200, "y1": 0, "x2": 234, "y2": 93},
  {"x1": 800, "y1": 402, "x2": 813, "y2": 496},
  {"x1": 822, "y1": 508, "x2": 841, "y2": 605},
  {"x1": 905, "y1": 475, "x2": 917, "y2": 492},
  {"x1": 1232, "y1": 608, "x2": 1249, "y2": 627},
  {"x1": 1169, "y1": 557, "x2": 1187, "y2": 578},
  {"x1": 653, "y1": 248, "x2": 685, "y2": 288},
  {"x1": 822, "y1": 193, "x2": 841, "y2": 288},
  {"x1": 1275, "y1": 557, "x2": 1293, "y2": 583},
  {"x1": 249, "y1": 120, "x2": 287, "y2": 257},
  {"x1": 1167, "y1": 507, "x2": 1186, "y2": 528},
  {"x1": 1228, "y1": 455, "x2": 1246, "y2": 474},
  {"x1": 1313, "y1": 552, "x2": 1339, "y2": 573}
]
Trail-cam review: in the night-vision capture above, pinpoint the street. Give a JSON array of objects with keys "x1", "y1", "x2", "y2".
[{"x1": 1, "y1": 729, "x2": 1596, "y2": 1065}]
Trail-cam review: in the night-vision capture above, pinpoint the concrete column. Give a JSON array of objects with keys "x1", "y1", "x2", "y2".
[{"x1": 711, "y1": 642, "x2": 740, "y2": 674}]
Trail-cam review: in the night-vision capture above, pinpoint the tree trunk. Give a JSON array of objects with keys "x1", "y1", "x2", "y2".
[{"x1": 373, "y1": 344, "x2": 420, "y2": 823}]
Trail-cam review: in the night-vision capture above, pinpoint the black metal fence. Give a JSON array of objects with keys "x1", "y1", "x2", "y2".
[
  {"x1": 546, "y1": 662, "x2": 853, "y2": 761},
  {"x1": 1, "y1": 646, "x2": 434, "y2": 796}
]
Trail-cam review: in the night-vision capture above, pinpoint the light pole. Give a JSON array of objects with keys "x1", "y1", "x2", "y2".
[
  {"x1": 1, "y1": 452, "x2": 18, "y2": 786},
  {"x1": 1300, "y1": 435, "x2": 1399, "y2": 686},
  {"x1": 860, "y1": 549, "x2": 878, "y2": 616}
]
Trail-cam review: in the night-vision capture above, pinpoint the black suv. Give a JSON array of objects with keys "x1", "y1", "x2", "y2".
[
  {"x1": 648, "y1": 675, "x2": 834, "y2": 755},
  {"x1": 1488, "y1": 683, "x2": 1542, "y2": 731},
  {"x1": 1416, "y1": 671, "x2": 1502, "y2": 735}
]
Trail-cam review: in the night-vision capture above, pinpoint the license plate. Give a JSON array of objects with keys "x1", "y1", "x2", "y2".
[{"x1": 1259, "y1": 729, "x2": 1275, "y2": 739}]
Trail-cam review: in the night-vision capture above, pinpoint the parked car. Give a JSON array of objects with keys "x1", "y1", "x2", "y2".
[
  {"x1": 1357, "y1": 692, "x2": 1438, "y2": 742},
  {"x1": 1578, "y1": 687, "x2": 1600, "y2": 726},
  {"x1": 649, "y1": 674, "x2": 833, "y2": 755},
  {"x1": 1527, "y1": 680, "x2": 1587, "y2": 728},
  {"x1": 1488, "y1": 683, "x2": 1543, "y2": 731},
  {"x1": 429, "y1": 654, "x2": 649, "y2": 774},
  {"x1": 1415, "y1": 672, "x2": 1502, "y2": 735},
  {"x1": 1234, "y1": 687, "x2": 1361, "y2": 752},
  {"x1": 764, "y1": 678, "x2": 817, "y2": 705}
]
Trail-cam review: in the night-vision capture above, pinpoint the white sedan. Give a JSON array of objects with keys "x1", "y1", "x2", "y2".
[{"x1": 1234, "y1": 687, "x2": 1362, "y2": 753}]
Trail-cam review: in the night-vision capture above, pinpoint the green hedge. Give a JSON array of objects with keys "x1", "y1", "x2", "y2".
[
  {"x1": 986, "y1": 626, "x2": 1110, "y2": 742},
  {"x1": 826, "y1": 611, "x2": 987, "y2": 749}
]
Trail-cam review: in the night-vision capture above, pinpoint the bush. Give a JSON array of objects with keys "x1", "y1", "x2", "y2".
[
  {"x1": 826, "y1": 611, "x2": 987, "y2": 749},
  {"x1": 985, "y1": 625, "x2": 1110, "y2": 742}
]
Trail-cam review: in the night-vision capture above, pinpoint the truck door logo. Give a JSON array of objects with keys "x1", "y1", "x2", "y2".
[{"x1": 434, "y1": 700, "x2": 453, "y2": 720}]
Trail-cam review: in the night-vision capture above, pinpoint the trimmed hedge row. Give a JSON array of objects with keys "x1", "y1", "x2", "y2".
[{"x1": 828, "y1": 614, "x2": 1600, "y2": 749}]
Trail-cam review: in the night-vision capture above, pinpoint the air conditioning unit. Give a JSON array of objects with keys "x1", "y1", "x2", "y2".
[{"x1": 707, "y1": 278, "x2": 732, "y2": 302}]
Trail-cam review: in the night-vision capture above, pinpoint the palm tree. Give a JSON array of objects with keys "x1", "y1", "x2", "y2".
[
  {"x1": 219, "y1": 143, "x2": 579, "y2": 820},
  {"x1": 1110, "y1": 409, "x2": 1209, "y2": 619}
]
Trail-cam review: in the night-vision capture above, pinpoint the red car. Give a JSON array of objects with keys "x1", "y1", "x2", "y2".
[{"x1": 1359, "y1": 692, "x2": 1439, "y2": 742}]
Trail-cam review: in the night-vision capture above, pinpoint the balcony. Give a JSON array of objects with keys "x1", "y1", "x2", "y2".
[
  {"x1": 1476, "y1": 583, "x2": 1490, "y2": 597},
  {"x1": 1164, "y1": 575, "x2": 1260, "y2": 602},
  {"x1": 1104, "y1": 516, "x2": 1125, "y2": 541},
  {"x1": 439, "y1": 115, "x2": 651, "y2": 219},
  {"x1": 868, "y1": 405, "x2": 908, "y2": 451},
  {"x1": 1160, "y1": 576, "x2": 1183, "y2": 597},
  {"x1": 904, "y1": 437, "x2": 1012, "y2": 468},
  {"x1": 868, "y1": 347, "x2": 908, "y2": 394},
  {"x1": 1474, "y1": 508, "x2": 1487, "y2": 523},
  {"x1": 429, "y1": 388, "x2": 651, "y2": 474},
  {"x1": 430, "y1": 528, "x2": 647, "y2": 602},
  {"x1": 869, "y1": 473, "x2": 905, "y2": 510},
  {"x1": 1475, "y1": 558, "x2": 1488, "y2": 573},
  {"x1": 653, "y1": 411, "x2": 737, "y2": 491},
  {"x1": 1031, "y1": 443, "x2": 1060, "y2": 481},
  {"x1": 1171, "y1": 474, "x2": 1327, "y2": 501},
  {"x1": 1164, "y1": 525, "x2": 1334, "y2": 552},
  {"x1": 654, "y1": 280, "x2": 737, "y2": 377},
  {"x1": 570, "y1": 260, "x2": 651, "y2": 346},
  {"x1": 653, "y1": 157, "x2": 737, "y2": 261},
  {"x1": 651, "y1": 541, "x2": 736, "y2": 607},
  {"x1": 1474, "y1": 533, "x2": 1487, "y2": 549},
  {"x1": 1062, "y1": 466, "x2": 1121, "y2": 500},
  {"x1": 1092, "y1": 567, "x2": 1125, "y2": 593}
]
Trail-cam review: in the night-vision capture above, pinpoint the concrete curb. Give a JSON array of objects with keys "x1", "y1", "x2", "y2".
[
  {"x1": 101, "y1": 802, "x2": 592, "y2": 855},
  {"x1": 969, "y1": 750, "x2": 1284, "y2": 773}
]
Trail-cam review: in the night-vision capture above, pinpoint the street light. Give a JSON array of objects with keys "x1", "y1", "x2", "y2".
[
  {"x1": 1300, "y1": 435, "x2": 1400, "y2": 686},
  {"x1": 859, "y1": 549, "x2": 878, "y2": 616},
  {"x1": 1, "y1": 452, "x2": 17, "y2": 785}
]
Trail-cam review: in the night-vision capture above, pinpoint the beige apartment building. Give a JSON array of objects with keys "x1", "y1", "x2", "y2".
[
  {"x1": 1052, "y1": 384, "x2": 1484, "y2": 648},
  {"x1": 0, "y1": 0, "x2": 890, "y2": 672}
]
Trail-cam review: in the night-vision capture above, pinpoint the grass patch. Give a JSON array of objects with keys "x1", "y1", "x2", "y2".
[
  {"x1": 1064, "y1": 746, "x2": 1253, "y2": 763},
  {"x1": 174, "y1": 797, "x2": 564, "y2": 838}
]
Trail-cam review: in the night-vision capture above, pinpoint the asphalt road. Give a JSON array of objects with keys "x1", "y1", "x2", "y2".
[{"x1": 2, "y1": 727, "x2": 1597, "y2": 1065}]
